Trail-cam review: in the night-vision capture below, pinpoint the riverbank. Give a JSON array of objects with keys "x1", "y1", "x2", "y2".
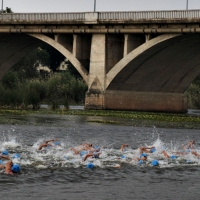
[{"x1": 0, "y1": 108, "x2": 200, "y2": 129}]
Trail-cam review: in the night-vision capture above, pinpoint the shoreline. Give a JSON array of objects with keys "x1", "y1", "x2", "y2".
[{"x1": 0, "y1": 108, "x2": 199, "y2": 129}]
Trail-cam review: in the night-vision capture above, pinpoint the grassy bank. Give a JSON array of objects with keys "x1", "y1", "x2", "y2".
[{"x1": 0, "y1": 108, "x2": 200, "y2": 129}]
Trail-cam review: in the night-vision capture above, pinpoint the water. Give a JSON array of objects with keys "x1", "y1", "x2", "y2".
[{"x1": 0, "y1": 114, "x2": 200, "y2": 199}]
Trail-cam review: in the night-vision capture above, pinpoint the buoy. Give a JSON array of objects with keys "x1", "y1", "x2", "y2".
[
  {"x1": 151, "y1": 160, "x2": 159, "y2": 166},
  {"x1": 87, "y1": 162, "x2": 94, "y2": 169}
]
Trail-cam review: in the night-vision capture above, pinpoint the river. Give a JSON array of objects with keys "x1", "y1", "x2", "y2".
[{"x1": 0, "y1": 114, "x2": 200, "y2": 200}]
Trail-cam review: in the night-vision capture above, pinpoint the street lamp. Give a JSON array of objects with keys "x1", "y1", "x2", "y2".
[
  {"x1": 1, "y1": 0, "x2": 3, "y2": 13},
  {"x1": 94, "y1": 0, "x2": 96, "y2": 12},
  {"x1": 186, "y1": 0, "x2": 188, "y2": 10}
]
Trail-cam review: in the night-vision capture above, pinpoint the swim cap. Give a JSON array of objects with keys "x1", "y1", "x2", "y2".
[
  {"x1": 0, "y1": 160, "x2": 3, "y2": 164},
  {"x1": 138, "y1": 160, "x2": 144, "y2": 165},
  {"x1": 150, "y1": 148, "x2": 156, "y2": 153},
  {"x1": 11, "y1": 164, "x2": 20, "y2": 173},
  {"x1": 151, "y1": 160, "x2": 159, "y2": 166},
  {"x1": 54, "y1": 142, "x2": 60, "y2": 146},
  {"x1": 170, "y1": 155, "x2": 177, "y2": 159},
  {"x1": 186, "y1": 149, "x2": 191, "y2": 153},
  {"x1": 121, "y1": 155, "x2": 126, "y2": 159},
  {"x1": 2, "y1": 150, "x2": 9, "y2": 155},
  {"x1": 87, "y1": 163, "x2": 94, "y2": 169},
  {"x1": 94, "y1": 146, "x2": 100, "y2": 150},
  {"x1": 80, "y1": 151, "x2": 88, "y2": 157},
  {"x1": 12, "y1": 154, "x2": 20, "y2": 159},
  {"x1": 140, "y1": 153, "x2": 147, "y2": 158}
]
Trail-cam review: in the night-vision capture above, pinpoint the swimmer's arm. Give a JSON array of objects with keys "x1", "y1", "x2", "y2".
[
  {"x1": 120, "y1": 144, "x2": 128, "y2": 152},
  {"x1": 0, "y1": 164, "x2": 5, "y2": 169},
  {"x1": 0, "y1": 155, "x2": 11, "y2": 160},
  {"x1": 45, "y1": 139, "x2": 55, "y2": 143},
  {"x1": 5, "y1": 160, "x2": 13, "y2": 175}
]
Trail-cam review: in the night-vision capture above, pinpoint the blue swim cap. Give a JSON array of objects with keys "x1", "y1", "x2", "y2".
[
  {"x1": 151, "y1": 160, "x2": 159, "y2": 166},
  {"x1": 186, "y1": 149, "x2": 191, "y2": 153},
  {"x1": 170, "y1": 155, "x2": 177, "y2": 159},
  {"x1": 11, "y1": 164, "x2": 20, "y2": 173},
  {"x1": 80, "y1": 150, "x2": 88, "y2": 157},
  {"x1": 140, "y1": 153, "x2": 147, "y2": 158},
  {"x1": 54, "y1": 142, "x2": 60, "y2": 146},
  {"x1": 121, "y1": 155, "x2": 126, "y2": 159},
  {"x1": 187, "y1": 160, "x2": 192, "y2": 163},
  {"x1": 138, "y1": 160, "x2": 144, "y2": 165},
  {"x1": 94, "y1": 146, "x2": 100, "y2": 150},
  {"x1": 12, "y1": 154, "x2": 20, "y2": 159},
  {"x1": 2, "y1": 150, "x2": 9, "y2": 155},
  {"x1": 87, "y1": 162, "x2": 94, "y2": 169},
  {"x1": 0, "y1": 160, "x2": 3, "y2": 164},
  {"x1": 150, "y1": 148, "x2": 156, "y2": 153}
]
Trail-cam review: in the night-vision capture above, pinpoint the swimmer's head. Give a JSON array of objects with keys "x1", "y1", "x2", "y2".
[
  {"x1": 11, "y1": 164, "x2": 20, "y2": 173},
  {"x1": 151, "y1": 160, "x2": 159, "y2": 166},
  {"x1": 140, "y1": 153, "x2": 147, "y2": 158},
  {"x1": 12, "y1": 153, "x2": 20, "y2": 159},
  {"x1": 150, "y1": 147, "x2": 156, "y2": 153},
  {"x1": 2, "y1": 150, "x2": 9, "y2": 155},
  {"x1": 87, "y1": 162, "x2": 94, "y2": 169},
  {"x1": 138, "y1": 160, "x2": 144, "y2": 165},
  {"x1": 54, "y1": 142, "x2": 61, "y2": 146}
]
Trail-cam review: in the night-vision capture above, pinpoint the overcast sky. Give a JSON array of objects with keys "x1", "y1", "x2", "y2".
[{"x1": 2, "y1": 0, "x2": 200, "y2": 13}]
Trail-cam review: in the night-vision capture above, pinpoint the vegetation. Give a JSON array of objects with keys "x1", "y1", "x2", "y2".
[
  {"x1": 0, "y1": 46, "x2": 87, "y2": 110},
  {"x1": 184, "y1": 75, "x2": 200, "y2": 109}
]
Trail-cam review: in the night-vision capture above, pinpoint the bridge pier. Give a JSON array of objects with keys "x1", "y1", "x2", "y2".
[{"x1": 85, "y1": 90, "x2": 187, "y2": 113}]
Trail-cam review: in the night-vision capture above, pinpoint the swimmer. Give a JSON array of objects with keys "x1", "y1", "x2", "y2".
[
  {"x1": 0, "y1": 150, "x2": 10, "y2": 160},
  {"x1": 182, "y1": 140, "x2": 195, "y2": 151},
  {"x1": 82, "y1": 146, "x2": 102, "y2": 161},
  {"x1": 161, "y1": 150, "x2": 178, "y2": 159},
  {"x1": 38, "y1": 139, "x2": 56, "y2": 150},
  {"x1": 132, "y1": 153, "x2": 148, "y2": 162},
  {"x1": 120, "y1": 144, "x2": 128, "y2": 152},
  {"x1": 139, "y1": 146, "x2": 156, "y2": 154},
  {"x1": 70, "y1": 143, "x2": 94, "y2": 154},
  {"x1": 0, "y1": 160, "x2": 21, "y2": 175}
]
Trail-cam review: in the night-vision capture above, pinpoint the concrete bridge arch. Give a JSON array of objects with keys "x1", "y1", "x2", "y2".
[
  {"x1": 29, "y1": 34, "x2": 89, "y2": 84},
  {"x1": 86, "y1": 33, "x2": 200, "y2": 112}
]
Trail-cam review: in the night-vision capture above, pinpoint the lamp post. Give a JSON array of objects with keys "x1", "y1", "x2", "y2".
[
  {"x1": 1, "y1": 0, "x2": 3, "y2": 13},
  {"x1": 94, "y1": 0, "x2": 96, "y2": 12},
  {"x1": 186, "y1": 0, "x2": 188, "y2": 10}
]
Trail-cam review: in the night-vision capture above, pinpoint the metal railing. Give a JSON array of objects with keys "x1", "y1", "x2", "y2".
[{"x1": 0, "y1": 10, "x2": 200, "y2": 22}]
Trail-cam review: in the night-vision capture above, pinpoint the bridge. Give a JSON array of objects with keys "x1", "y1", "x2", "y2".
[{"x1": 1, "y1": 10, "x2": 200, "y2": 112}]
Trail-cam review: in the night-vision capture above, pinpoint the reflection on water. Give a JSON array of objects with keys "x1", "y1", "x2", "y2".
[{"x1": 0, "y1": 114, "x2": 200, "y2": 199}]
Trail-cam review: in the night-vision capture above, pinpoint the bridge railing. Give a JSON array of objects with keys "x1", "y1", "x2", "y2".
[
  {"x1": 98, "y1": 10, "x2": 200, "y2": 20},
  {"x1": 0, "y1": 13, "x2": 85, "y2": 21},
  {"x1": 0, "y1": 10, "x2": 200, "y2": 22}
]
